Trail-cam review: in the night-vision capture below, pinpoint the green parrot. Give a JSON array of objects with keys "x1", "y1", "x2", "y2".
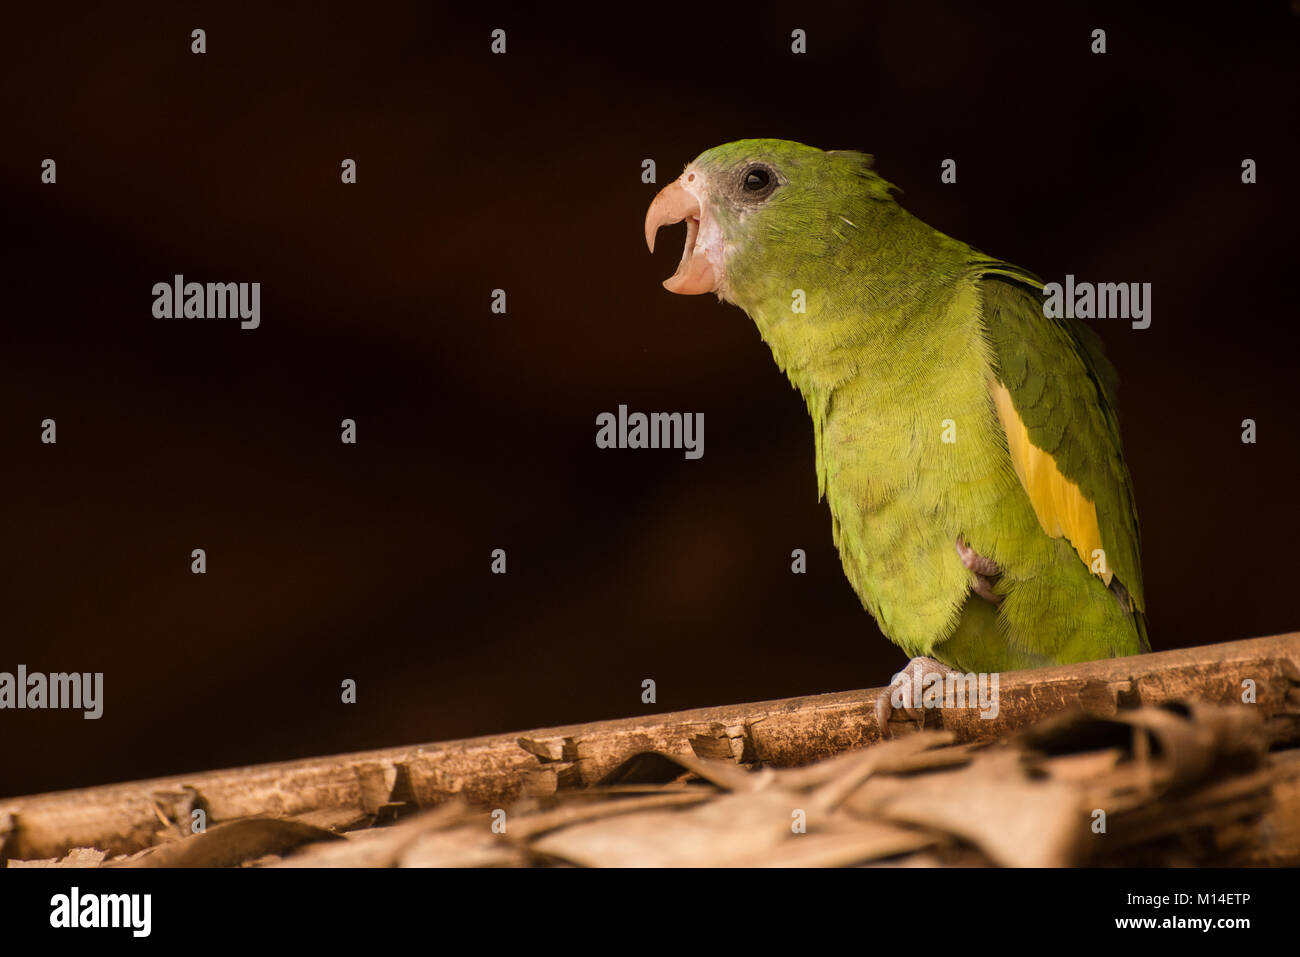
[{"x1": 643, "y1": 139, "x2": 1148, "y2": 693}]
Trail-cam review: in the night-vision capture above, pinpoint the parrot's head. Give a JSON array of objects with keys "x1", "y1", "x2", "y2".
[{"x1": 643, "y1": 138, "x2": 897, "y2": 305}]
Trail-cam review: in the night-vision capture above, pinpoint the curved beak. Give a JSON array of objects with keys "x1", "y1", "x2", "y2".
[{"x1": 644, "y1": 176, "x2": 719, "y2": 295}]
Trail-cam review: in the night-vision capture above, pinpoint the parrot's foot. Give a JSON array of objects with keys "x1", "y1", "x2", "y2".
[
  {"x1": 874, "y1": 656, "x2": 958, "y2": 739},
  {"x1": 955, "y1": 535, "x2": 1002, "y2": 604}
]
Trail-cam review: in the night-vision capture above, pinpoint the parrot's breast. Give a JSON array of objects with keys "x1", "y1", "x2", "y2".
[{"x1": 811, "y1": 280, "x2": 1019, "y2": 659}]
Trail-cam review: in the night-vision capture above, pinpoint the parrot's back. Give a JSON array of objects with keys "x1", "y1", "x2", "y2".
[{"x1": 810, "y1": 255, "x2": 1147, "y2": 673}]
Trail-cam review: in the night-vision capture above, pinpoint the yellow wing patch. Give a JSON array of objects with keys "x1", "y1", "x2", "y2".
[{"x1": 990, "y1": 380, "x2": 1112, "y2": 586}]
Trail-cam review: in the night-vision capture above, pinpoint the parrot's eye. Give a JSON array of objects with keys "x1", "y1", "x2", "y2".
[{"x1": 741, "y1": 166, "x2": 772, "y2": 192}]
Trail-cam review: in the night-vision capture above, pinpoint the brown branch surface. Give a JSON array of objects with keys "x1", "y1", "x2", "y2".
[{"x1": 3, "y1": 632, "x2": 1298, "y2": 863}]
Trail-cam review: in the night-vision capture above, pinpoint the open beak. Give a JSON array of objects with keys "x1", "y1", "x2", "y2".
[{"x1": 644, "y1": 174, "x2": 719, "y2": 295}]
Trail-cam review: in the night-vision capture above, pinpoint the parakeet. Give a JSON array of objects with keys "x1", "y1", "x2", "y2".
[{"x1": 644, "y1": 139, "x2": 1148, "y2": 681}]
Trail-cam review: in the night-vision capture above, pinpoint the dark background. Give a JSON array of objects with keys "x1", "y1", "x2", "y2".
[{"x1": 2, "y1": 2, "x2": 1296, "y2": 798}]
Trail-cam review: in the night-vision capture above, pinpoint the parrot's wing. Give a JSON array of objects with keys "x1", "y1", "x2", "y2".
[{"x1": 976, "y1": 267, "x2": 1148, "y2": 646}]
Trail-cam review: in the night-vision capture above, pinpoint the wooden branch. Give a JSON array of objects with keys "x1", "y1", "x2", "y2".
[{"x1": 3, "y1": 632, "x2": 1298, "y2": 862}]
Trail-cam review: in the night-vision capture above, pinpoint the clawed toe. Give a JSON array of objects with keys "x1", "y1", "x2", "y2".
[
  {"x1": 956, "y1": 535, "x2": 1003, "y2": 604},
  {"x1": 876, "y1": 655, "x2": 958, "y2": 738}
]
